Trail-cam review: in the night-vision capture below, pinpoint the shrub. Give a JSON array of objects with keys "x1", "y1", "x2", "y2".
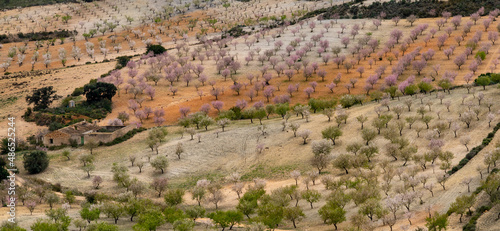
[
  {"x1": 0, "y1": 157, "x2": 10, "y2": 181},
  {"x1": 48, "y1": 122, "x2": 64, "y2": 131},
  {"x1": 339, "y1": 94, "x2": 361, "y2": 108},
  {"x1": 102, "y1": 128, "x2": 146, "y2": 146},
  {"x1": 23, "y1": 150, "x2": 49, "y2": 174},
  {"x1": 475, "y1": 51, "x2": 486, "y2": 60},
  {"x1": 223, "y1": 25, "x2": 248, "y2": 38},
  {"x1": 71, "y1": 87, "x2": 84, "y2": 96},
  {"x1": 83, "y1": 82, "x2": 117, "y2": 103},
  {"x1": 146, "y1": 45, "x2": 166, "y2": 55},
  {"x1": 116, "y1": 56, "x2": 132, "y2": 69}
]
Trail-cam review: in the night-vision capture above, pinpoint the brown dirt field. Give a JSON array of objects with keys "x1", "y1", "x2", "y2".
[{"x1": 101, "y1": 16, "x2": 500, "y2": 128}]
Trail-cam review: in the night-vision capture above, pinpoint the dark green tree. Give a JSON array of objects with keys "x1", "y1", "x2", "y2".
[
  {"x1": 133, "y1": 210, "x2": 165, "y2": 231},
  {"x1": 79, "y1": 205, "x2": 101, "y2": 223},
  {"x1": 476, "y1": 76, "x2": 491, "y2": 90},
  {"x1": 164, "y1": 189, "x2": 185, "y2": 207},
  {"x1": 23, "y1": 150, "x2": 49, "y2": 174},
  {"x1": 146, "y1": 45, "x2": 166, "y2": 55},
  {"x1": 425, "y1": 212, "x2": 448, "y2": 231},
  {"x1": 86, "y1": 222, "x2": 119, "y2": 231},
  {"x1": 318, "y1": 201, "x2": 346, "y2": 230},
  {"x1": 83, "y1": 82, "x2": 117, "y2": 103},
  {"x1": 25, "y1": 86, "x2": 60, "y2": 111}
]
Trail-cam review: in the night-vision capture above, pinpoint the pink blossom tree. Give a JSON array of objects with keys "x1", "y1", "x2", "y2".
[
  {"x1": 200, "y1": 104, "x2": 211, "y2": 114},
  {"x1": 230, "y1": 83, "x2": 243, "y2": 95},
  {"x1": 263, "y1": 86, "x2": 276, "y2": 102},
  {"x1": 356, "y1": 66, "x2": 365, "y2": 78},
  {"x1": 179, "y1": 107, "x2": 191, "y2": 118},
  {"x1": 128, "y1": 99, "x2": 139, "y2": 112},
  {"x1": 210, "y1": 88, "x2": 222, "y2": 100},
  {"x1": 454, "y1": 53, "x2": 467, "y2": 70},
  {"x1": 235, "y1": 99, "x2": 248, "y2": 110},
  {"x1": 390, "y1": 29, "x2": 404, "y2": 43},
  {"x1": 211, "y1": 101, "x2": 224, "y2": 113},
  {"x1": 145, "y1": 86, "x2": 155, "y2": 100},
  {"x1": 412, "y1": 60, "x2": 427, "y2": 75},
  {"x1": 385, "y1": 74, "x2": 398, "y2": 86},
  {"x1": 304, "y1": 87, "x2": 314, "y2": 99},
  {"x1": 326, "y1": 82, "x2": 336, "y2": 93}
]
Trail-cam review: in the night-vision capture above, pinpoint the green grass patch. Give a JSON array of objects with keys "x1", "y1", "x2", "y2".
[
  {"x1": 0, "y1": 96, "x2": 18, "y2": 108},
  {"x1": 173, "y1": 171, "x2": 226, "y2": 189},
  {"x1": 241, "y1": 163, "x2": 299, "y2": 181}
]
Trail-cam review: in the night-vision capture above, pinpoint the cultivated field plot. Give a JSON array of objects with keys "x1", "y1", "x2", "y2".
[{"x1": 0, "y1": 0, "x2": 498, "y2": 231}]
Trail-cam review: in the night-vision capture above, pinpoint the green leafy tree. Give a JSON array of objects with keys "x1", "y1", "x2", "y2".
[
  {"x1": 359, "y1": 198, "x2": 385, "y2": 221},
  {"x1": 361, "y1": 128, "x2": 377, "y2": 145},
  {"x1": 322, "y1": 126, "x2": 343, "y2": 145},
  {"x1": 86, "y1": 222, "x2": 119, "y2": 231},
  {"x1": 275, "y1": 103, "x2": 290, "y2": 119},
  {"x1": 256, "y1": 195, "x2": 285, "y2": 229},
  {"x1": 318, "y1": 201, "x2": 346, "y2": 230},
  {"x1": 44, "y1": 208, "x2": 71, "y2": 230},
  {"x1": 111, "y1": 163, "x2": 131, "y2": 189},
  {"x1": 80, "y1": 204, "x2": 101, "y2": 223},
  {"x1": 124, "y1": 198, "x2": 148, "y2": 222},
  {"x1": 254, "y1": 108, "x2": 267, "y2": 125},
  {"x1": 172, "y1": 219, "x2": 195, "y2": 231},
  {"x1": 163, "y1": 206, "x2": 187, "y2": 224},
  {"x1": 190, "y1": 186, "x2": 205, "y2": 206},
  {"x1": 225, "y1": 210, "x2": 244, "y2": 230},
  {"x1": 332, "y1": 153, "x2": 352, "y2": 174},
  {"x1": 146, "y1": 45, "x2": 166, "y2": 55},
  {"x1": 236, "y1": 188, "x2": 265, "y2": 218},
  {"x1": 30, "y1": 219, "x2": 59, "y2": 231},
  {"x1": 146, "y1": 127, "x2": 168, "y2": 155},
  {"x1": 23, "y1": 150, "x2": 49, "y2": 174},
  {"x1": 1, "y1": 138, "x2": 10, "y2": 155},
  {"x1": 164, "y1": 189, "x2": 185, "y2": 207},
  {"x1": 25, "y1": 86, "x2": 60, "y2": 111},
  {"x1": 83, "y1": 82, "x2": 117, "y2": 103},
  {"x1": 45, "y1": 192, "x2": 60, "y2": 209},
  {"x1": 207, "y1": 211, "x2": 231, "y2": 231},
  {"x1": 301, "y1": 189, "x2": 321, "y2": 209},
  {"x1": 476, "y1": 76, "x2": 491, "y2": 90},
  {"x1": 418, "y1": 81, "x2": 433, "y2": 94},
  {"x1": 151, "y1": 156, "x2": 169, "y2": 174},
  {"x1": 0, "y1": 156, "x2": 10, "y2": 181},
  {"x1": 283, "y1": 206, "x2": 305, "y2": 228},
  {"x1": 0, "y1": 222, "x2": 27, "y2": 231},
  {"x1": 133, "y1": 210, "x2": 165, "y2": 231},
  {"x1": 102, "y1": 202, "x2": 124, "y2": 224},
  {"x1": 426, "y1": 212, "x2": 448, "y2": 231},
  {"x1": 185, "y1": 205, "x2": 205, "y2": 221}
]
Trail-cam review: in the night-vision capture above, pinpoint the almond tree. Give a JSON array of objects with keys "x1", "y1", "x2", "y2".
[
  {"x1": 454, "y1": 53, "x2": 466, "y2": 69},
  {"x1": 311, "y1": 140, "x2": 332, "y2": 174},
  {"x1": 460, "y1": 135, "x2": 471, "y2": 151},
  {"x1": 150, "y1": 177, "x2": 168, "y2": 197},
  {"x1": 298, "y1": 129, "x2": 312, "y2": 145}
]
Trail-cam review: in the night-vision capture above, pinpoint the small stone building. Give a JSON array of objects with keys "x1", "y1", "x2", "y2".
[{"x1": 43, "y1": 120, "x2": 135, "y2": 146}]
